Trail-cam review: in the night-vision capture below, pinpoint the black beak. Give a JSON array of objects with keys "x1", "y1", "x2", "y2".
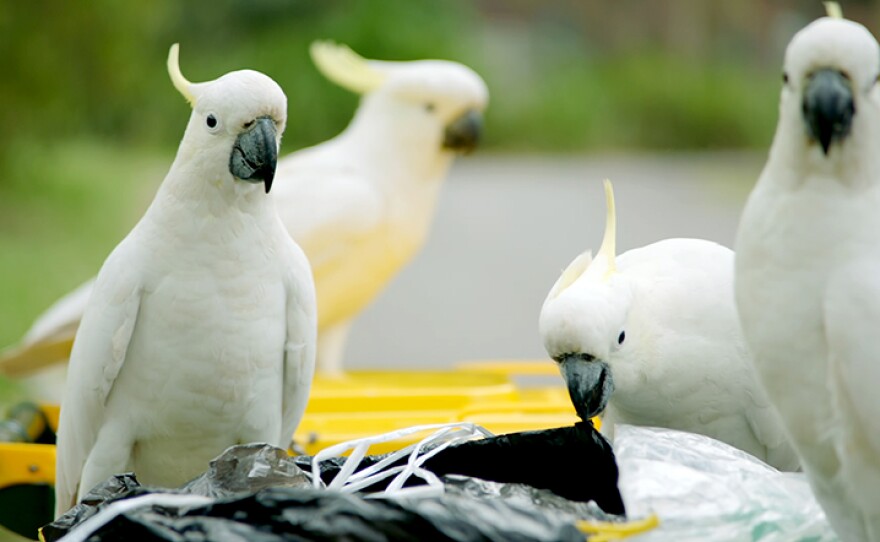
[
  {"x1": 442, "y1": 109, "x2": 483, "y2": 154},
  {"x1": 558, "y1": 353, "x2": 614, "y2": 422},
  {"x1": 229, "y1": 116, "x2": 278, "y2": 193},
  {"x1": 803, "y1": 68, "x2": 854, "y2": 155}
]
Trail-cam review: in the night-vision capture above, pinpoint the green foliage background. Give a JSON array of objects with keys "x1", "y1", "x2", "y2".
[{"x1": 1, "y1": 0, "x2": 807, "y2": 155}]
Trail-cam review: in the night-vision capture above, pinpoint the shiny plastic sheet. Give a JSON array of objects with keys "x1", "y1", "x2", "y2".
[
  {"x1": 43, "y1": 436, "x2": 619, "y2": 542},
  {"x1": 613, "y1": 424, "x2": 837, "y2": 541}
]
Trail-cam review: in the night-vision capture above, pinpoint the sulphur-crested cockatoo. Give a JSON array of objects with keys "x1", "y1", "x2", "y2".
[
  {"x1": 1, "y1": 41, "x2": 488, "y2": 378},
  {"x1": 540, "y1": 180, "x2": 799, "y2": 471},
  {"x1": 735, "y1": 11, "x2": 880, "y2": 542},
  {"x1": 54, "y1": 45, "x2": 317, "y2": 517},
  {"x1": 272, "y1": 42, "x2": 488, "y2": 373}
]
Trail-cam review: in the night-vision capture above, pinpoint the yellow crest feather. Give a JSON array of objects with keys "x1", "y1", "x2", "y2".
[
  {"x1": 310, "y1": 41, "x2": 386, "y2": 95},
  {"x1": 824, "y1": 2, "x2": 843, "y2": 18},
  {"x1": 167, "y1": 44, "x2": 196, "y2": 107},
  {"x1": 598, "y1": 179, "x2": 617, "y2": 279},
  {"x1": 549, "y1": 251, "x2": 593, "y2": 299}
]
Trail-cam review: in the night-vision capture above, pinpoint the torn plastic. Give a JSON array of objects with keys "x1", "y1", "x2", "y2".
[
  {"x1": 442, "y1": 474, "x2": 618, "y2": 523},
  {"x1": 182, "y1": 442, "x2": 310, "y2": 498},
  {"x1": 613, "y1": 424, "x2": 836, "y2": 541},
  {"x1": 298, "y1": 420, "x2": 625, "y2": 515},
  {"x1": 42, "y1": 455, "x2": 604, "y2": 541},
  {"x1": 47, "y1": 486, "x2": 590, "y2": 542},
  {"x1": 309, "y1": 422, "x2": 494, "y2": 498},
  {"x1": 44, "y1": 425, "x2": 625, "y2": 542}
]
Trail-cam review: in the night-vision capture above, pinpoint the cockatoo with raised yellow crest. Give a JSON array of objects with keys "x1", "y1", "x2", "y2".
[
  {"x1": 53, "y1": 45, "x2": 317, "y2": 517},
  {"x1": 1, "y1": 41, "x2": 488, "y2": 379},
  {"x1": 539, "y1": 180, "x2": 798, "y2": 471},
  {"x1": 735, "y1": 8, "x2": 880, "y2": 541},
  {"x1": 272, "y1": 42, "x2": 488, "y2": 373}
]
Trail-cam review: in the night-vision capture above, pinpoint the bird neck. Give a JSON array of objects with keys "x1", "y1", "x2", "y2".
[{"x1": 147, "y1": 157, "x2": 276, "y2": 233}]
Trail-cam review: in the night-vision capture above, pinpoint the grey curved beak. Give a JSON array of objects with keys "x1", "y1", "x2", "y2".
[
  {"x1": 443, "y1": 109, "x2": 483, "y2": 154},
  {"x1": 803, "y1": 68, "x2": 854, "y2": 155},
  {"x1": 558, "y1": 353, "x2": 614, "y2": 422},
  {"x1": 229, "y1": 116, "x2": 278, "y2": 193}
]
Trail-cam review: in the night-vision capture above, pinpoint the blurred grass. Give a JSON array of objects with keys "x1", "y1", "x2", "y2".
[
  {"x1": 0, "y1": 0, "x2": 785, "y2": 154},
  {"x1": 0, "y1": 142, "x2": 167, "y2": 400}
]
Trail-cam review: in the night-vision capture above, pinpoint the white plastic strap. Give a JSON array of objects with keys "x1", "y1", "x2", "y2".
[
  {"x1": 310, "y1": 422, "x2": 493, "y2": 498},
  {"x1": 59, "y1": 493, "x2": 213, "y2": 542}
]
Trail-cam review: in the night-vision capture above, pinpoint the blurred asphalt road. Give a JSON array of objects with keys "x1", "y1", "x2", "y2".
[{"x1": 346, "y1": 152, "x2": 764, "y2": 370}]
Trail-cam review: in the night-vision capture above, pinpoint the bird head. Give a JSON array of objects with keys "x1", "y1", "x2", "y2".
[
  {"x1": 168, "y1": 44, "x2": 287, "y2": 194},
  {"x1": 539, "y1": 180, "x2": 633, "y2": 422},
  {"x1": 310, "y1": 41, "x2": 488, "y2": 156},
  {"x1": 778, "y1": 8, "x2": 879, "y2": 159}
]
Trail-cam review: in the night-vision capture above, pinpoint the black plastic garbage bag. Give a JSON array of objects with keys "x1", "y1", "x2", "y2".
[
  {"x1": 298, "y1": 421, "x2": 625, "y2": 515},
  {"x1": 42, "y1": 443, "x2": 310, "y2": 541},
  {"x1": 43, "y1": 482, "x2": 592, "y2": 541},
  {"x1": 442, "y1": 475, "x2": 618, "y2": 524},
  {"x1": 43, "y1": 430, "x2": 622, "y2": 542}
]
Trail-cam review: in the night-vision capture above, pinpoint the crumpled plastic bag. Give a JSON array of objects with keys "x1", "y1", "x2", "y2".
[
  {"x1": 442, "y1": 474, "x2": 618, "y2": 524},
  {"x1": 613, "y1": 424, "x2": 837, "y2": 541},
  {"x1": 42, "y1": 439, "x2": 618, "y2": 542},
  {"x1": 41, "y1": 443, "x2": 312, "y2": 541},
  {"x1": 47, "y1": 485, "x2": 590, "y2": 542},
  {"x1": 297, "y1": 421, "x2": 625, "y2": 515},
  {"x1": 182, "y1": 442, "x2": 310, "y2": 498}
]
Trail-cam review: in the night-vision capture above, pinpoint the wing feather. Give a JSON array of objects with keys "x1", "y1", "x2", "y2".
[{"x1": 54, "y1": 250, "x2": 141, "y2": 517}]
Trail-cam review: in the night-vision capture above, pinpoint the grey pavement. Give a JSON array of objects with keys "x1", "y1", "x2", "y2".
[{"x1": 346, "y1": 152, "x2": 765, "y2": 370}]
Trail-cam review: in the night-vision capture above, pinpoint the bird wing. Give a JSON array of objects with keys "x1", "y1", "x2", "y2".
[
  {"x1": 54, "y1": 248, "x2": 142, "y2": 515},
  {"x1": 23, "y1": 278, "x2": 94, "y2": 346},
  {"x1": 825, "y1": 259, "x2": 880, "y2": 471},
  {"x1": 279, "y1": 240, "x2": 318, "y2": 448},
  {"x1": 0, "y1": 279, "x2": 94, "y2": 377}
]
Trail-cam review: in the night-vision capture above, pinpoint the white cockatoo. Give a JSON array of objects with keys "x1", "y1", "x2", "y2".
[
  {"x1": 272, "y1": 42, "x2": 488, "y2": 373},
  {"x1": 539, "y1": 180, "x2": 799, "y2": 471},
  {"x1": 735, "y1": 12, "x2": 880, "y2": 542},
  {"x1": 0, "y1": 41, "x2": 488, "y2": 378},
  {"x1": 53, "y1": 45, "x2": 317, "y2": 517}
]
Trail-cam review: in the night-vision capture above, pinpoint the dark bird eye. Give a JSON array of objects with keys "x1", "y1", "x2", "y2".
[
  {"x1": 206, "y1": 114, "x2": 217, "y2": 128},
  {"x1": 424, "y1": 102, "x2": 436, "y2": 113},
  {"x1": 782, "y1": 72, "x2": 789, "y2": 84},
  {"x1": 618, "y1": 331, "x2": 626, "y2": 345}
]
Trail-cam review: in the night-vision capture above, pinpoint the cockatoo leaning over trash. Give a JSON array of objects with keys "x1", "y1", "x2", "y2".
[
  {"x1": 272, "y1": 42, "x2": 488, "y2": 374},
  {"x1": 0, "y1": 41, "x2": 488, "y2": 378},
  {"x1": 735, "y1": 12, "x2": 880, "y2": 542},
  {"x1": 539, "y1": 180, "x2": 799, "y2": 471},
  {"x1": 53, "y1": 45, "x2": 317, "y2": 518}
]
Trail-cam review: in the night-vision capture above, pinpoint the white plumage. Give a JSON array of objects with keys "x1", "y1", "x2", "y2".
[
  {"x1": 272, "y1": 42, "x2": 488, "y2": 373},
  {"x1": 3, "y1": 42, "x2": 488, "y2": 377},
  {"x1": 540, "y1": 180, "x2": 798, "y2": 471},
  {"x1": 54, "y1": 45, "x2": 317, "y2": 517},
  {"x1": 735, "y1": 14, "x2": 880, "y2": 542}
]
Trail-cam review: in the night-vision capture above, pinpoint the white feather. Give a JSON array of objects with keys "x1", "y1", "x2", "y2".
[
  {"x1": 54, "y1": 54, "x2": 316, "y2": 517},
  {"x1": 8, "y1": 45, "x2": 488, "y2": 378},
  {"x1": 735, "y1": 15, "x2": 880, "y2": 542},
  {"x1": 540, "y1": 182, "x2": 798, "y2": 471},
  {"x1": 270, "y1": 48, "x2": 488, "y2": 373}
]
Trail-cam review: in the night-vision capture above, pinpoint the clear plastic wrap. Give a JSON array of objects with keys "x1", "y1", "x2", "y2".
[{"x1": 613, "y1": 424, "x2": 837, "y2": 541}]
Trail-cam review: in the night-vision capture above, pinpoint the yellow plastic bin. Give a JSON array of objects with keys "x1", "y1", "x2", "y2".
[
  {"x1": 306, "y1": 370, "x2": 519, "y2": 413},
  {"x1": 0, "y1": 404, "x2": 57, "y2": 539}
]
